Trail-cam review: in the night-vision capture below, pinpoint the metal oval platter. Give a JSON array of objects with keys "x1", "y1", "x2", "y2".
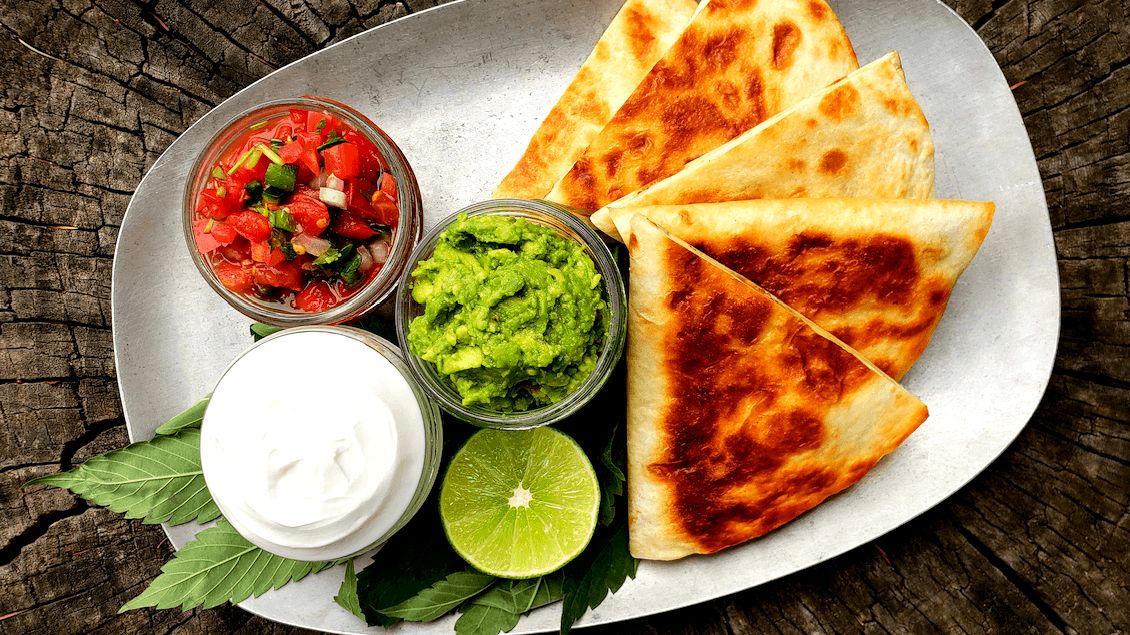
[{"x1": 111, "y1": 0, "x2": 1059, "y2": 631}]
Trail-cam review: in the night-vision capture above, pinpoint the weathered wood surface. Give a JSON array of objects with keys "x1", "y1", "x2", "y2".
[{"x1": 1, "y1": 0, "x2": 1127, "y2": 633}]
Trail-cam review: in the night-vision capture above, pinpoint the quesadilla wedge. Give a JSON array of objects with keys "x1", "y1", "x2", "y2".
[
  {"x1": 618, "y1": 198, "x2": 994, "y2": 380},
  {"x1": 491, "y1": 0, "x2": 698, "y2": 200},
  {"x1": 626, "y1": 216, "x2": 930, "y2": 560},
  {"x1": 593, "y1": 51, "x2": 935, "y2": 241},
  {"x1": 545, "y1": 0, "x2": 859, "y2": 213}
]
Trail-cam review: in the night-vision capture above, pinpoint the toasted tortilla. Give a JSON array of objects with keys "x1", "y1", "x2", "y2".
[
  {"x1": 626, "y1": 216, "x2": 930, "y2": 560},
  {"x1": 593, "y1": 51, "x2": 935, "y2": 241},
  {"x1": 544, "y1": 0, "x2": 859, "y2": 213},
  {"x1": 618, "y1": 198, "x2": 994, "y2": 380},
  {"x1": 491, "y1": 0, "x2": 698, "y2": 200}
]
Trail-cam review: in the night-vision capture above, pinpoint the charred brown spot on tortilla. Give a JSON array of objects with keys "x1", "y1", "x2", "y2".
[
  {"x1": 566, "y1": 160, "x2": 601, "y2": 211},
  {"x1": 818, "y1": 149, "x2": 849, "y2": 175},
  {"x1": 771, "y1": 22, "x2": 801, "y2": 70},
  {"x1": 702, "y1": 30, "x2": 743, "y2": 69},
  {"x1": 829, "y1": 275, "x2": 952, "y2": 377},
  {"x1": 718, "y1": 231, "x2": 920, "y2": 316},
  {"x1": 807, "y1": 0, "x2": 828, "y2": 19},
  {"x1": 682, "y1": 230, "x2": 945, "y2": 380},
  {"x1": 704, "y1": 0, "x2": 756, "y2": 14},
  {"x1": 818, "y1": 84, "x2": 860, "y2": 120},
  {"x1": 744, "y1": 71, "x2": 766, "y2": 119},
  {"x1": 657, "y1": 95, "x2": 735, "y2": 158},
  {"x1": 569, "y1": 71, "x2": 609, "y2": 119},
  {"x1": 623, "y1": 4, "x2": 660, "y2": 61},
  {"x1": 603, "y1": 148, "x2": 624, "y2": 179},
  {"x1": 652, "y1": 238, "x2": 882, "y2": 552},
  {"x1": 715, "y1": 80, "x2": 741, "y2": 110},
  {"x1": 846, "y1": 458, "x2": 879, "y2": 484},
  {"x1": 627, "y1": 132, "x2": 653, "y2": 157}
]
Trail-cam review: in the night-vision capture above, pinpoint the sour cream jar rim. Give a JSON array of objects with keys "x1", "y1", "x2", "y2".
[{"x1": 199, "y1": 325, "x2": 443, "y2": 561}]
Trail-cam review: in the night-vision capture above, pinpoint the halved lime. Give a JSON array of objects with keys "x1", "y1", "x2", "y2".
[{"x1": 439, "y1": 427, "x2": 600, "y2": 579}]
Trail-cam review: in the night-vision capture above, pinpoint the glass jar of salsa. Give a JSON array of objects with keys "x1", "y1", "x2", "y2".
[{"x1": 183, "y1": 97, "x2": 423, "y2": 326}]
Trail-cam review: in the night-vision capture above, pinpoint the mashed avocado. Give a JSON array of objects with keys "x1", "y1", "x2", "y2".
[{"x1": 406, "y1": 213, "x2": 606, "y2": 411}]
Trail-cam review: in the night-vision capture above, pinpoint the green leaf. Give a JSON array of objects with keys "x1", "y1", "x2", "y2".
[
  {"x1": 154, "y1": 396, "x2": 210, "y2": 435},
  {"x1": 555, "y1": 359, "x2": 627, "y2": 527},
  {"x1": 334, "y1": 560, "x2": 366, "y2": 622},
  {"x1": 119, "y1": 519, "x2": 340, "y2": 612},
  {"x1": 468, "y1": 578, "x2": 542, "y2": 613},
  {"x1": 352, "y1": 313, "x2": 398, "y2": 346},
  {"x1": 312, "y1": 245, "x2": 345, "y2": 266},
  {"x1": 250, "y1": 322, "x2": 283, "y2": 341},
  {"x1": 597, "y1": 421, "x2": 627, "y2": 525},
  {"x1": 525, "y1": 573, "x2": 565, "y2": 611},
  {"x1": 454, "y1": 575, "x2": 565, "y2": 635},
  {"x1": 559, "y1": 518, "x2": 638, "y2": 635},
  {"x1": 355, "y1": 424, "x2": 474, "y2": 626},
  {"x1": 338, "y1": 250, "x2": 363, "y2": 286},
  {"x1": 455, "y1": 603, "x2": 520, "y2": 635},
  {"x1": 25, "y1": 428, "x2": 219, "y2": 526},
  {"x1": 377, "y1": 570, "x2": 496, "y2": 622}
]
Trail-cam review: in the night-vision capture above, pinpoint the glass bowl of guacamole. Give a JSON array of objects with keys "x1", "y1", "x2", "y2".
[{"x1": 394, "y1": 199, "x2": 627, "y2": 429}]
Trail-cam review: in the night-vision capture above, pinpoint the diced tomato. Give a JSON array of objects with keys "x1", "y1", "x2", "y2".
[
  {"x1": 270, "y1": 121, "x2": 294, "y2": 141},
  {"x1": 306, "y1": 112, "x2": 340, "y2": 141},
  {"x1": 193, "y1": 219, "x2": 223, "y2": 254},
  {"x1": 323, "y1": 142, "x2": 360, "y2": 180},
  {"x1": 294, "y1": 280, "x2": 339, "y2": 312},
  {"x1": 250, "y1": 240, "x2": 287, "y2": 266},
  {"x1": 197, "y1": 188, "x2": 236, "y2": 220},
  {"x1": 209, "y1": 220, "x2": 238, "y2": 245},
  {"x1": 226, "y1": 162, "x2": 267, "y2": 198},
  {"x1": 346, "y1": 178, "x2": 377, "y2": 216},
  {"x1": 219, "y1": 236, "x2": 251, "y2": 263},
  {"x1": 253, "y1": 260, "x2": 305, "y2": 291},
  {"x1": 287, "y1": 195, "x2": 330, "y2": 236},
  {"x1": 214, "y1": 260, "x2": 254, "y2": 293},
  {"x1": 296, "y1": 138, "x2": 318, "y2": 176},
  {"x1": 379, "y1": 172, "x2": 398, "y2": 203},
  {"x1": 289, "y1": 110, "x2": 307, "y2": 127},
  {"x1": 331, "y1": 211, "x2": 378, "y2": 239},
  {"x1": 294, "y1": 184, "x2": 319, "y2": 200},
  {"x1": 277, "y1": 139, "x2": 305, "y2": 164},
  {"x1": 369, "y1": 190, "x2": 399, "y2": 228},
  {"x1": 343, "y1": 130, "x2": 388, "y2": 179},
  {"x1": 227, "y1": 211, "x2": 272, "y2": 242}
]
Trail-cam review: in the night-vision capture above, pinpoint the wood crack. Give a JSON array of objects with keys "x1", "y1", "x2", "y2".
[
  {"x1": 0, "y1": 500, "x2": 89, "y2": 569},
  {"x1": 971, "y1": 0, "x2": 1013, "y2": 32},
  {"x1": 952, "y1": 523, "x2": 1074, "y2": 635}
]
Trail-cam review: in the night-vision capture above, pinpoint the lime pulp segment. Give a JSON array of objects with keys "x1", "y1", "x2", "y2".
[{"x1": 439, "y1": 427, "x2": 601, "y2": 579}]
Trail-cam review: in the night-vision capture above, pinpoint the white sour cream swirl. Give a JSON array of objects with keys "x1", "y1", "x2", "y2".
[{"x1": 200, "y1": 329, "x2": 427, "y2": 561}]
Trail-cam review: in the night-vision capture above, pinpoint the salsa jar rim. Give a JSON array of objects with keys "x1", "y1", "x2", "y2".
[{"x1": 182, "y1": 96, "x2": 424, "y2": 327}]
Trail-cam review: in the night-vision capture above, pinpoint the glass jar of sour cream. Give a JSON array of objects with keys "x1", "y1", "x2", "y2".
[{"x1": 199, "y1": 326, "x2": 442, "y2": 561}]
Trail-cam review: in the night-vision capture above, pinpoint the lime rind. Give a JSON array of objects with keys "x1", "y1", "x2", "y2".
[{"x1": 439, "y1": 427, "x2": 600, "y2": 579}]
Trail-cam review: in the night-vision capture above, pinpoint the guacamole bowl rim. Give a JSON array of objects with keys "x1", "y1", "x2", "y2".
[{"x1": 393, "y1": 199, "x2": 628, "y2": 429}]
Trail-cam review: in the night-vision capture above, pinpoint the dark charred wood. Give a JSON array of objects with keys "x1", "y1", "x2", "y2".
[{"x1": 1, "y1": 0, "x2": 1127, "y2": 633}]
